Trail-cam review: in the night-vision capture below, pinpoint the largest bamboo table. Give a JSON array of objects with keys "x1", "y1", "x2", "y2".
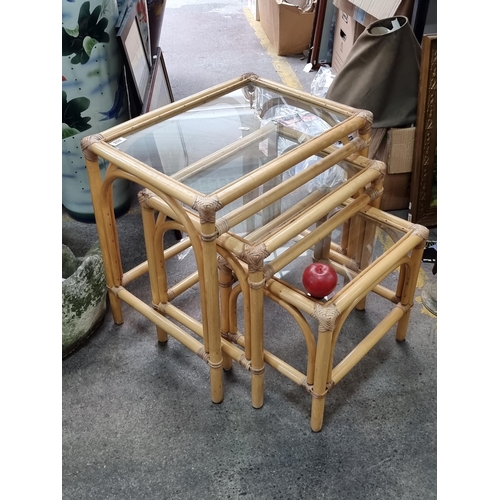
[{"x1": 82, "y1": 74, "x2": 428, "y2": 431}]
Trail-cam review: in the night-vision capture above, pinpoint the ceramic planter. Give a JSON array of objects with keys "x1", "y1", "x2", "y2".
[{"x1": 62, "y1": 0, "x2": 132, "y2": 221}]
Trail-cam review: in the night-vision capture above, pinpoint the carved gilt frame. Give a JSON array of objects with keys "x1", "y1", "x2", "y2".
[{"x1": 409, "y1": 34, "x2": 437, "y2": 227}]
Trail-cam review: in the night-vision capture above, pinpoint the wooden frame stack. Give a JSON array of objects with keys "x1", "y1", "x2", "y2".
[{"x1": 81, "y1": 74, "x2": 428, "y2": 431}]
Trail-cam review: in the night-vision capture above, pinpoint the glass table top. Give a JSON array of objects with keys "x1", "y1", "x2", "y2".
[{"x1": 112, "y1": 82, "x2": 351, "y2": 196}]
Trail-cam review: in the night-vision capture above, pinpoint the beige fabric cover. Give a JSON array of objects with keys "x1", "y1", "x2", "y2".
[{"x1": 326, "y1": 16, "x2": 421, "y2": 128}]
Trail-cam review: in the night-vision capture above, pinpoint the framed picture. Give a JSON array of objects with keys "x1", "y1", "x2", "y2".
[
  {"x1": 117, "y1": 8, "x2": 151, "y2": 107},
  {"x1": 141, "y1": 47, "x2": 175, "y2": 114},
  {"x1": 409, "y1": 34, "x2": 437, "y2": 227}
]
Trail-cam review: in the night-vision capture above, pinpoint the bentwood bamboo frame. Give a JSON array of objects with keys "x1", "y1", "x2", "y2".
[{"x1": 81, "y1": 74, "x2": 428, "y2": 431}]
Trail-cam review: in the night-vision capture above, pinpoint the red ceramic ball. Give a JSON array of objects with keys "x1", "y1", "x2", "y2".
[{"x1": 302, "y1": 263, "x2": 338, "y2": 298}]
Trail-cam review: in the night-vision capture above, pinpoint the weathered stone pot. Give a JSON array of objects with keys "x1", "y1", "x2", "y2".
[{"x1": 62, "y1": 243, "x2": 107, "y2": 358}]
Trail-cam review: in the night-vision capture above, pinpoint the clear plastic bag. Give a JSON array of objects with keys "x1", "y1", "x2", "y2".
[{"x1": 310, "y1": 65, "x2": 336, "y2": 98}]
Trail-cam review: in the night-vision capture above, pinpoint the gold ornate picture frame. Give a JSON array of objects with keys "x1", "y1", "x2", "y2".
[{"x1": 409, "y1": 34, "x2": 437, "y2": 227}]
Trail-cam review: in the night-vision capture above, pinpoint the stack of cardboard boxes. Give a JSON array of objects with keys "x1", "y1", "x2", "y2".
[{"x1": 332, "y1": 0, "x2": 417, "y2": 211}]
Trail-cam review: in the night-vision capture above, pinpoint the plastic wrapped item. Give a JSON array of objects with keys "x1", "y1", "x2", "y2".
[
  {"x1": 259, "y1": 99, "x2": 346, "y2": 192},
  {"x1": 310, "y1": 65, "x2": 336, "y2": 98},
  {"x1": 295, "y1": 155, "x2": 346, "y2": 192}
]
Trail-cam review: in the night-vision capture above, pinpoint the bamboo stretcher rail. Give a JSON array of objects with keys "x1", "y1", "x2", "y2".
[
  {"x1": 170, "y1": 122, "x2": 277, "y2": 183},
  {"x1": 167, "y1": 271, "x2": 200, "y2": 302},
  {"x1": 215, "y1": 115, "x2": 370, "y2": 206},
  {"x1": 122, "y1": 230, "x2": 190, "y2": 286},
  {"x1": 154, "y1": 301, "x2": 252, "y2": 369},
  {"x1": 259, "y1": 345, "x2": 306, "y2": 386},
  {"x1": 117, "y1": 287, "x2": 205, "y2": 354},
  {"x1": 330, "y1": 306, "x2": 405, "y2": 385}
]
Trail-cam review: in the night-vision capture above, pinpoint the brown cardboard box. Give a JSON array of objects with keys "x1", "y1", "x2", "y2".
[
  {"x1": 379, "y1": 127, "x2": 415, "y2": 174},
  {"x1": 378, "y1": 172, "x2": 411, "y2": 211},
  {"x1": 331, "y1": 9, "x2": 365, "y2": 74},
  {"x1": 349, "y1": 0, "x2": 414, "y2": 20},
  {"x1": 332, "y1": 0, "x2": 378, "y2": 26},
  {"x1": 368, "y1": 127, "x2": 415, "y2": 210},
  {"x1": 332, "y1": 0, "x2": 415, "y2": 27},
  {"x1": 259, "y1": 0, "x2": 315, "y2": 56}
]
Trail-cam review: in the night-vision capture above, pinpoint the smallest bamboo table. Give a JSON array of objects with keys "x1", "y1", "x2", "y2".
[
  {"x1": 81, "y1": 73, "x2": 414, "y2": 431},
  {"x1": 217, "y1": 196, "x2": 428, "y2": 431}
]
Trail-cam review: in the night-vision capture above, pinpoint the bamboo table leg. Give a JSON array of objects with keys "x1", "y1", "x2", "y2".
[
  {"x1": 194, "y1": 195, "x2": 224, "y2": 404},
  {"x1": 396, "y1": 228, "x2": 427, "y2": 341},
  {"x1": 82, "y1": 138, "x2": 124, "y2": 325},
  {"x1": 310, "y1": 304, "x2": 340, "y2": 432},
  {"x1": 139, "y1": 191, "x2": 168, "y2": 343},
  {"x1": 239, "y1": 243, "x2": 270, "y2": 409},
  {"x1": 218, "y1": 256, "x2": 235, "y2": 371}
]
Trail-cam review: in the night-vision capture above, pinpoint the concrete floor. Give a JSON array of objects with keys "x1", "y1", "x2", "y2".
[{"x1": 62, "y1": 2, "x2": 437, "y2": 498}]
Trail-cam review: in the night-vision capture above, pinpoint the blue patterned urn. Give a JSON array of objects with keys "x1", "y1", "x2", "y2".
[{"x1": 62, "y1": 0, "x2": 132, "y2": 221}]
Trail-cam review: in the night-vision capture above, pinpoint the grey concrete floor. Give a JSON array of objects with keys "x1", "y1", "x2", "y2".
[{"x1": 62, "y1": 1, "x2": 437, "y2": 498}]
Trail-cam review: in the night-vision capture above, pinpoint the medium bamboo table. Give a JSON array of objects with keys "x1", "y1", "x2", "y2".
[{"x1": 82, "y1": 73, "x2": 428, "y2": 431}]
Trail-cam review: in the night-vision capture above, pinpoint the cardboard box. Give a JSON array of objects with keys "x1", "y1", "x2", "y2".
[
  {"x1": 368, "y1": 127, "x2": 415, "y2": 210},
  {"x1": 376, "y1": 127, "x2": 415, "y2": 174},
  {"x1": 259, "y1": 0, "x2": 315, "y2": 56},
  {"x1": 378, "y1": 172, "x2": 411, "y2": 211},
  {"x1": 333, "y1": 0, "x2": 378, "y2": 26},
  {"x1": 248, "y1": 0, "x2": 260, "y2": 20},
  {"x1": 331, "y1": 9, "x2": 365, "y2": 74},
  {"x1": 350, "y1": 0, "x2": 404, "y2": 20},
  {"x1": 332, "y1": 0, "x2": 415, "y2": 27}
]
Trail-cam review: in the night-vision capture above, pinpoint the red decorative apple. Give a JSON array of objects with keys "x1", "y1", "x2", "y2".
[{"x1": 302, "y1": 262, "x2": 338, "y2": 298}]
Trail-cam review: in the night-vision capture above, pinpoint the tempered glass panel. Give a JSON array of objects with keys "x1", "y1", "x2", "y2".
[
  {"x1": 217, "y1": 156, "x2": 351, "y2": 237},
  {"x1": 113, "y1": 85, "x2": 348, "y2": 194}
]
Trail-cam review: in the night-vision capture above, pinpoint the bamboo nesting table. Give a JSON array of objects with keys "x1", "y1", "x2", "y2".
[{"x1": 82, "y1": 73, "x2": 428, "y2": 432}]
